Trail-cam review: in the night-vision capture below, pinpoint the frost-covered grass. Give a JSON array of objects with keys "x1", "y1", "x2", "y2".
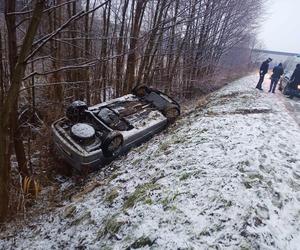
[{"x1": 1, "y1": 75, "x2": 300, "y2": 249}]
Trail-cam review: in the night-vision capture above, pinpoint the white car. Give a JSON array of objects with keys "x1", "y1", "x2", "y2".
[
  {"x1": 279, "y1": 56, "x2": 300, "y2": 95},
  {"x1": 52, "y1": 86, "x2": 180, "y2": 173}
]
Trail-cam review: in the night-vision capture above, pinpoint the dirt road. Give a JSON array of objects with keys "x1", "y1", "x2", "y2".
[
  {"x1": 260, "y1": 73, "x2": 300, "y2": 126},
  {"x1": 283, "y1": 97, "x2": 300, "y2": 126}
]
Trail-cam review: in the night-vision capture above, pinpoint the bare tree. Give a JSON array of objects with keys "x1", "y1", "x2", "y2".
[
  {"x1": 0, "y1": 0, "x2": 45, "y2": 222},
  {"x1": 0, "y1": 0, "x2": 263, "y2": 222}
]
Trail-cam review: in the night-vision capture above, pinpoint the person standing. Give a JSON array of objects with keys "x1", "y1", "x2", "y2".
[
  {"x1": 256, "y1": 58, "x2": 272, "y2": 90},
  {"x1": 288, "y1": 64, "x2": 300, "y2": 99},
  {"x1": 269, "y1": 63, "x2": 284, "y2": 93}
]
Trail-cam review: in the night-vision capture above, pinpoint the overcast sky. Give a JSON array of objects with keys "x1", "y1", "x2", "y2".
[{"x1": 258, "y1": 0, "x2": 300, "y2": 53}]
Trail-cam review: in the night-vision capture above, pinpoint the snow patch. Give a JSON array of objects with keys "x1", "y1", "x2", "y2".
[{"x1": 1, "y1": 75, "x2": 300, "y2": 249}]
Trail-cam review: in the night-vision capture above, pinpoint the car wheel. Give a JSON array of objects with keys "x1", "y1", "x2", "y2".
[
  {"x1": 132, "y1": 85, "x2": 150, "y2": 97},
  {"x1": 66, "y1": 100, "x2": 88, "y2": 122},
  {"x1": 102, "y1": 132, "x2": 123, "y2": 157},
  {"x1": 163, "y1": 105, "x2": 180, "y2": 124}
]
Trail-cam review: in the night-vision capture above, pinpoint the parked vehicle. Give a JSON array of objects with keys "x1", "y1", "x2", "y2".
[
  {"x1": 52, "y1": 86, "x2": 180, "y2": 173},
  {"x1": 279, "y1": 56, "x2": 300, "y2": 96}
]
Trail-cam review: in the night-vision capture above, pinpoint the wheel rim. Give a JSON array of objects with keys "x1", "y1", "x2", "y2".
[{"x1": 108, "y1": 137, "x2": 122, "y2": 152}]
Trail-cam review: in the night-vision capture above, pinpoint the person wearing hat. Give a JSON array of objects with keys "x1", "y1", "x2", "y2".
[
  {"x1": 256, "y1": 58, "x2": 272, "y2": 90},
  {"x1": 268, "y1": 63, "x2": 284, "y2": 93}
]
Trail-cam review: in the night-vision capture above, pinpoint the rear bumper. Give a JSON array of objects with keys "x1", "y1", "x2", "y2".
[
  {"x1": 51, "y1": 110, "x2": 171, "y2": 172},
  {"x1": 52, "y1": 124, "x2": 104, "y2": 171}
]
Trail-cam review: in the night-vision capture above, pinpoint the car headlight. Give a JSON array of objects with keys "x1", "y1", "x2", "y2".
[{"x1": 298, "y1": 85, "x2": 300, "y2": 90}]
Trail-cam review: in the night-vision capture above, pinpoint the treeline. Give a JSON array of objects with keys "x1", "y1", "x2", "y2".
[{"x1": 0, "y1": 0, "x2": 263, "y2": 222}]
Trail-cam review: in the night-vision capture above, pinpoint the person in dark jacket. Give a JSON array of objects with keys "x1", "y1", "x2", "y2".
[
  {"x1": 256, "y1": 58, "x2": 272, "y2": 90},
  {"x1": 288, "y1": 64, "x2": 300, "y2": 99},
  {"x1": 268, "y1": 63, "x2": 284, "y2": 93}
]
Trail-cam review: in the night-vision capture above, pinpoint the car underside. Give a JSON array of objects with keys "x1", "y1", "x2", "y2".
[{"x1": 52, "y1": 87, "x2": 180, "y2": 173}]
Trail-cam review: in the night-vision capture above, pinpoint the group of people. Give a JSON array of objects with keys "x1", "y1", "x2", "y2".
[
  {"x1": 256, "y1": 58, "x2": 284, "y2": 93},
  {"x1": 256, "y1": 58, "x2": 300, "y2": 99}
]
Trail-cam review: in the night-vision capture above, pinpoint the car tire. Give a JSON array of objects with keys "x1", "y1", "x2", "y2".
[
  {"x1": 66, "y1": 101, "x2": 88, "y2": 122},
  {"x1": 70, "y1": 123, "x2": 96, "y2": 145},
  {"x1": 102, "y1": 132, "x2": 123, "y2": 157},
  {"x1": 163, "y1": 104, "x2": 180, "y2": 124},
  {"x1": 132, "y1": 85, "x2": 150, "y2": 97}
]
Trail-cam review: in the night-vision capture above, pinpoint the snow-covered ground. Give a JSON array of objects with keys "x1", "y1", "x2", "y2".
[
  {"x1": 283, "y1": 95, "x2": 300, "y2": 126},
  {"x1": 1, "y1": 75, "x2": 300, "y2": 249}
]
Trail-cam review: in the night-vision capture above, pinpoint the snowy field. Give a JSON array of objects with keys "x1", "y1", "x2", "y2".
[{"x1": 1, "y1": 75, "x2": 300, "y2": 249}]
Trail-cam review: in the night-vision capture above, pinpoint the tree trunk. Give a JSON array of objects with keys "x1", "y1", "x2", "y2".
[
  {"x1": 136, "y1": 0, "x2": 168, "y2": 85},
  {"x1": 99, "y1": 1, "x2": 111, "y2": 101},
  {"x1": 0, "y1": 31, "x2": 4, "y2": 105},
  {"x1": 0, "y1": 0, "x2": 44, "y2": 223},
  {"x1": 85, "y1": 0, "x2": 91, "y2": 105},
  {"x1": 115, "y1": 0, "x2": 129, "y2": 97},
  {"x1": 5, "y1": 0, "x2": 29, "y2": 178},
  {"x1": 124, "y1": 0, "x2": 147, "y2": 93},
  {"x1": 0, "y1": 128, "x2": 10, "y2": 222}
]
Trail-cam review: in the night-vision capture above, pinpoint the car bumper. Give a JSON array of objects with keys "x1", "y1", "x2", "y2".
[
  {"x1": 52, "y1": 125, "x2": 104, "y2": 172},
  {"x1": 51, "y1": 111, "x2": 170, "y2": 172}
]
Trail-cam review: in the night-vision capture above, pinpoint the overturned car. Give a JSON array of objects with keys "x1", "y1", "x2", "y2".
[
  {"x1": 52, "y1": 86, "x2": 180, "y2": 172},
  {"x1": 279, "y1": 56, "x2": 300, "y2": 97}
]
